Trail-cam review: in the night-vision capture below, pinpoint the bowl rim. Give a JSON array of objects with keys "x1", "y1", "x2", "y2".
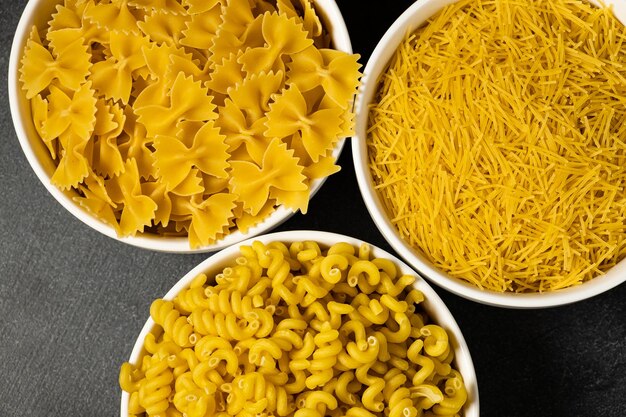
[
  {"x1": 8, "y1": 0, "x2": 353, "y2": 253},
  {"x1": 119, "y1": 230, "x2": 480, "y2": 417},
  {"x1": 351, "y1": 0, "x2": 626, "y2": 308}
]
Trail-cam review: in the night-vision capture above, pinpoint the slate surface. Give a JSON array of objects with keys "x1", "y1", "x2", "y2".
[{"x1": 0, "y1": 1, "x2": 625, "y2": 416}]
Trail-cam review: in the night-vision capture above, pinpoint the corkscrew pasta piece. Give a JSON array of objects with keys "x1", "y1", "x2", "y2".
[
  {"x1": 120, "y1": 240, "x2": 469, "y2": 416},
  {"x1": 19, "y1": 0, "x2": 362, "y2": 248}
]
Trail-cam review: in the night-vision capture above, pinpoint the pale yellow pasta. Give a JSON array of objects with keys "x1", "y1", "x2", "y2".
[
  {"x1": 120, "y1": 240, "x2": 469, "y2": 416},
  {"x1": 19, "y1": 0, "x2": 361, "y2": 248}
]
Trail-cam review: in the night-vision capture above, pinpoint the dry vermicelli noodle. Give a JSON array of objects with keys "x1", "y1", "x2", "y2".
[{"x1": 368, "y1": 0, "x2": 626, "y2": 292}]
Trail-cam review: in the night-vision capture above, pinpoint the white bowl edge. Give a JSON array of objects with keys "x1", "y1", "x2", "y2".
[
  {"x1": 351, "y1": 0, "x2": 626, "y2": 308},
  {"x1": 9, "y1": 0, "x2": 352, "y2": 253},
  {"x1": 120, "y1": 230, "x2": 480, "y2": 417}
]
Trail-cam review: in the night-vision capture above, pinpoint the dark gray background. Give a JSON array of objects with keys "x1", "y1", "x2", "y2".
[{"x1": 1, "y1": 1, "x2": 625, "y2": 416}]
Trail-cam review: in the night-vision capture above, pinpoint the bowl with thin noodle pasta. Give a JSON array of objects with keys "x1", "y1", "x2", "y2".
[
  {"x1": 9, "y1": 0, "x2": 357, "y2": 253},
  {"x1": 119, "y1": 230, "x2": 479, "y2": 417},
  {"x1": 352, "y1": 0, "x2": 626, "y2": 308}
]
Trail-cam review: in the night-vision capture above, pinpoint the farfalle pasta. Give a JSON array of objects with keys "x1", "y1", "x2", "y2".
[
  {"x1": 120, "y1": 240, "x2": 469, "y2": 417},
  {"x1": 19, "y1": 0, "x2": 361, "y2": 248}
]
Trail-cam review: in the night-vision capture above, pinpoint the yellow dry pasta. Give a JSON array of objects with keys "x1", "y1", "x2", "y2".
[
  {"x1": 368, "y1": 0, "x2": 626, "y2": 292},
  {"x1": 120, "y1": 240, "x2": 468, "y2": 417},
  {"x1": 19, "y1": 0, "x2": 361, "y2": 248}
]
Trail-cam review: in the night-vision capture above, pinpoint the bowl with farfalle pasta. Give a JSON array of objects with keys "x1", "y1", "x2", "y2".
[
  {"x1": 119, "y1": 230, "x2": 479, "y2": 417},
  {"x1": 9, "y1": 0, "x2": 361, "y2": 252}
]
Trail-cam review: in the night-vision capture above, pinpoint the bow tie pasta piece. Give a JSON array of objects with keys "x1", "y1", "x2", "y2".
[
  {"x1": 51, "y1": 132, "x2": 91, "y2": 189},
  {"x1": 137, "y1": 10, "x2": 190, "y2": 46},
  {"x1": 42, "y1": 83, "x2": 97, "y2": 142},
  {"x1": 187, "y1": 193, "x2": 238, "y2": 248},
  {"x1": 20, "y1": 31, "x2": 91, "y2": 99},
  {"x1": 153, "y1": 121, "x2": 229, "y2": 190},
  {"x1": 90, "y1": 33, "x2": 149, "y2": 104},
  {"x1": 83, "y1": 0, "x2": 140, "y2": 34},
  {"x1": 135, "y1": 73, "x2": 217, "y2": 138},
  {"x1": 216, "y1": 99, "x2": 271, "y2": 164},
  {"x1": 266, "y1": 84, "x2": 343, "y2": 163},
  {"x1": 289, "y1": 47, "x2": 362, "y2": 108},
  {"x1": 234, "y1": 199, "x2": 276, "y2": 233},
  {"x1": 270, "y1": 187, "x2": 310, "y2": 214},
  {"x1": 230, "y1": 138, "x2": 307, "y2": 216},
  {"x1": 106, "y1": 158, "x2": 157, "y2": 236},
  {"x1": 228, "y1": 71, "x2": 284, "y2": 122},
  {"x1": 239, "y1": 13, "x2": 313, "y2": 74}
]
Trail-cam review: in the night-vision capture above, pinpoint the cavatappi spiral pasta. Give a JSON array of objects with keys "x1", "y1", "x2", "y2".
[{"x1": 120, "y1": 240, "x2": 469, "y2": 417}]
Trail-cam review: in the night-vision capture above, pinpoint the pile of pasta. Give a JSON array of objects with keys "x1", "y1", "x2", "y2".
[
  {"x1": 120, "y1": 240, "x2": 468, "y2": 417},
  {"x1": 368, "y1": 0, "x2": 626, "y2": 292},
  {"x1": 20, "y1": 0, "x2": 361, "y2": 248}
]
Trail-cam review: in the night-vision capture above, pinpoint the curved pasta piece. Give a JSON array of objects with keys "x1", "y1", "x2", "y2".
[
  {"x1": 51, "y1": 132, "x2": 90, "y2": 189},
  {"x1": 129, "y1": 0, "x2": 186, "y2": 15},
  {"x1": 138, "y1": 10, "x2": 190, "y2": 46},
  {"x1": 20, "y1": 33, "x2": 91, "y2": 99},
  {"x1": 216, "y1": 99, "x2": 271, "y2": 164},
  {"x1": 153, "y1": 121, "x2": 229, "y2": 190},
  {"x1": 90, "y1": 33, "x2": 149, "y2": 104},
  {"x1": 266, "y1": 84, "x2": 343, "y2": 162},
  {"x1": 288, "y1": 47, "x2": 362, "y2": 107},
  {"x1": 180, "y1": 5, "x2": 222, "y2": 49},
  {"x1": 84, "y1": 0, "x2": 140, "y2": 34},
  {"x1": 229, "y1": 138, "x2": 307, "y2": 216},
  {"x1": 43, "y1": 83, "x2": 97, "y2": 141},
  {"x1": 106, "y1": 158, "x2": 157, "y2": 236},
  {"x1": 228, "y1": 71, "x2": 284, "y2": 122},
  {"x1": 135, "y1": 73, "x2": 217, "y2": 138},
  {"x1": 238, "y1": 13, "x2": 313, "y2": 74},
  {"x1": 184, "y1": 0, "x2": 222, "y2": 15}
]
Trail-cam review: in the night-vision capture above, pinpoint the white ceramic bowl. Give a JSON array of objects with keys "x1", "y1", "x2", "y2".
[
  {"x1": 120, "y1": 230, "x2": 479, "y2": 417},
  {"x1": 352, "y1": 0, "x2": 626, "y2": 308},
  {"x1": 8, "y1": 0, "x2": 352, "y2": 253}
]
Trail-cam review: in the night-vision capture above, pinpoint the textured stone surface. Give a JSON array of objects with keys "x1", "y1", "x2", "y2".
[{"x1": 0, "y1": 0, "x2": 625, "y2": 416}]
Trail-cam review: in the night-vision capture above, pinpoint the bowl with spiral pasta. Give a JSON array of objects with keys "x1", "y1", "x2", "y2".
[
  {"x1": 119, "y1": 230, "x2": 479, "y2": 417},
  {"x1": 352, "y1": 0, "x2": 626, "y2": 307},
  {"x1": 9, "y1": 0, "x2": 361, "y2": 252}
]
